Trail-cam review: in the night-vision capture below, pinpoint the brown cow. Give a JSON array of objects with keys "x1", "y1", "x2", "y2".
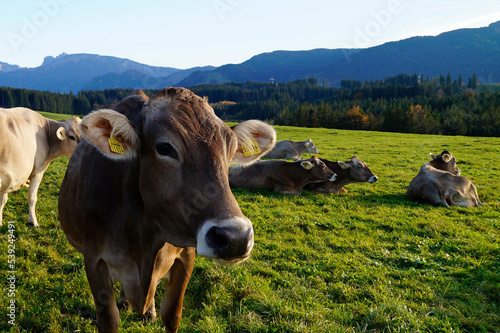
[
  {"x1": 407, "y1": 150, "x2": 482, "y2": 207},
  {"x1": 0, "y1": 107, "x2": 81, "y2": 226},
  {"x1": 228, "y1": 156, "x2": 336, "y2": 195},
  {"x1": 264, "y1": 138, "x2": 319, "y2": 160},
  {"x1": 58, "y1": 88, "x2": 276, "y2": 333},
  {"x1": 305, "y1": 156, "x2": 378, "y2": 193}
]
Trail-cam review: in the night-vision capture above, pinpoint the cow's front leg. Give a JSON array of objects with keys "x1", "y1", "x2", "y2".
[
  {"x1": 0, "y1": 192, "x2": 8, "y2": 226},
  {"x1": 160, "y1": 248, "x2": 195, "y2": 333},
  {"x1": 118, "y1": 285, "x2": 156, "y2": 322},
  {"x1": 27, "y1": 172, "x2": 44, "y2": 227},
  {"x1": 118, "y1": 286, "x2": 131, "y2": 311},
  {"x1": 469, "y1": 184, "x2": 483, "y2": 207},
  {"x1": 85, "y1": 258, "x2": 120, "y2": 333}
]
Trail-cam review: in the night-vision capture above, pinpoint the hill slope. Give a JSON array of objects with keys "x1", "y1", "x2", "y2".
[
  {"x1": 317, "y1": 21, "x2": 500, "y2": 85},
  {"x1": 177, "y1": 48, "x2": 360, "y2": 86},
  {"x1": 180, "y1": 21, "x2": 500, "y2": 86}
]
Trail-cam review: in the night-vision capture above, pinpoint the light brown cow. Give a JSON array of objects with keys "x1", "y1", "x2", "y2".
[
  {"x1": 228, "y1": 156, "x2": 336, "y2": 195},
  {"x1": 0, "y1": 107, "x2": 81, "y2": 226},
  {"x1": 305, "y1": 157, "x2": 378, "y2": 193},
  {"x1": 58, "y1": 88, "x2": 276, "y2": 333},
  {"x1": 264, "y1": 138, "x2": 319, "y2": 160},
  {"x1": 407, "y1": 150, "x2": 482, "y2": 207}
]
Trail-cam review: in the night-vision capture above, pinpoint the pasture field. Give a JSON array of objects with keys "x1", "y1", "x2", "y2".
[
  {"x1": 35, "y1": 111, "x2": 75, "y2": 121},
  {"x1": 478, "y1": 84, "x2": 500, "y2": 94},
  {"x1": 1, "y1": 124, "x2": 499, "y2": 332}
]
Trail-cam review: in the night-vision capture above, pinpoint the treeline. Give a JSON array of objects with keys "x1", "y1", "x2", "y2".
[
  {"x1": 193, "y1": 74, "x2": 500, "y2": 137},
  {"x1": 1, "y1": 73, "x2": 499, "y2": 136},
  {"x1": 0, "y1": 87, "x2": 142, "y2": 115}
]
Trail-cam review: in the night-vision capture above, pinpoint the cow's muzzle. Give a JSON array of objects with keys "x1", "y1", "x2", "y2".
[
  {"x1": 196, "y1": 217, "x2": 254, "y2": 265},
  {"x1": 369, "y1": 175, "x2": 378, "y2": 183}
]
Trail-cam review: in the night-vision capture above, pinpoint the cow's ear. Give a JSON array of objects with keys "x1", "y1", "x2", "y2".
[
  {"x1": 79, "y1": 109, "x2": 139, "y2": 160},
  {"x1": 430, "y1": 153, "x2": 439, "y2": 160},
  {"x1": 301, "y1": 161, "x2": 314, "y2": 170},
  {"x1": 338, "y1": 161, "x2": 352, "y2": 169},
  {"x1": 231, "y1": 120, "x2": 276, "y2": 165},
  {"x1": 56, "y1": 127, "x2": 67, "y2": 140},
  {"x1": 441, "y1": 153, "x2": 452, "y2": 163}
]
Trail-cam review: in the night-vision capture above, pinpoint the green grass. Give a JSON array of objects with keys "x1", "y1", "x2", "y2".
[
  {"x1": 35, "y1": 111, "x2": 77, "y2": 121},
  {"x1": 1, "y1": 126, "x2": 499, "y2": 332}
]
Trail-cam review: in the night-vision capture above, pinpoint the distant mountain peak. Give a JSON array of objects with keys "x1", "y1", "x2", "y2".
[{"x1": 0, "y1": 62, "x2": 20, "y2": 72}]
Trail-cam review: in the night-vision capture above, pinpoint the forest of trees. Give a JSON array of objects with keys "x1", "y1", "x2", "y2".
[{"x1": 1, "y1": 73, "x2": 499, "y2": 137}]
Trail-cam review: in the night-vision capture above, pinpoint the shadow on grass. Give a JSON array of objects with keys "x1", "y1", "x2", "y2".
[{"x1": 351, "y1": 193, "x2": 414, "y2": 207}]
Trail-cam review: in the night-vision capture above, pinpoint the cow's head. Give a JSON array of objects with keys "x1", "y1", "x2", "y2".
[
  {"x1": 304, "y1": 139, "x2": 320, "y2": 154},
  {"x1": 429, "y1": 150, "x2": 460, "y2": 175},
  {"x1": 78, "y1": 88, "x2": 276, "y2": 264},
  {"x1": 338, "y1": 156, "x2": 378, "y2": 183},
  {"x1": 301, "y1": 156, "x2": 336, "y2": 182},
  {"x1": 57, "y1": 116, "x2": 82, "y2": 156}
]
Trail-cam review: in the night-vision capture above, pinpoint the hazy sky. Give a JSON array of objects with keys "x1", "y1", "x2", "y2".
[{"x1": 1, "y1": 0, "x2": 499, "y2": 69}]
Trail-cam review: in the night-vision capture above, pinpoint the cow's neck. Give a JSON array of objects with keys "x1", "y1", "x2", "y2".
[
  {"x1": 328, "y1": 162, "x2": 355, "y2": 187},
  {"x1": 44, "y1": 119, "x2": 65, "y2": 163},
  {"x1": 283, "y1": 161, "x2": 320, "y2": 187}
]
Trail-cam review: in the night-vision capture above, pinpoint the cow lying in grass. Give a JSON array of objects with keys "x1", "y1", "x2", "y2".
[
  {"x1": 229, "y1": 156, "x2": 336, "y2": 195},
  {"x1": 407, "y1": 150, "x2": 482, "y2": 207},
  {"x1": 305, "y1": 156, "x2": 378, "y2": 193},
  {"x1": 264, "y1": 138, "x2": 319, "y2": 160}
]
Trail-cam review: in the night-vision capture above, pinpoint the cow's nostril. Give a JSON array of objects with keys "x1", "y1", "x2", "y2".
[{"x1": 206, "y1": 226, "x2": 229, "y2": 250}]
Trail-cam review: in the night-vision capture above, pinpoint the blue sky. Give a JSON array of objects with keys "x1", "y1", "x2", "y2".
[{"x1": 1, "y1": 0, "x2": 499, "y2": 69}]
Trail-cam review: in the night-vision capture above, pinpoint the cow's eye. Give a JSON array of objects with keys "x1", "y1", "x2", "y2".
[
  {"x1": 68, "y1": 135, "x2": 76, "y2": 141},
  {"x1": 156, "y1": 142, "x2": 178, "y2": 159}
]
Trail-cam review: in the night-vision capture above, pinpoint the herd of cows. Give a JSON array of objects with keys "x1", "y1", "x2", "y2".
[{"x1": 0, "y1": 88, "x2": 482, "y2": 332}]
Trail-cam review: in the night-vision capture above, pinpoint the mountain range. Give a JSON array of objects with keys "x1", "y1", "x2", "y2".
[{"x1": 1, "y1": 21, "x2": 499, "y2": 93}]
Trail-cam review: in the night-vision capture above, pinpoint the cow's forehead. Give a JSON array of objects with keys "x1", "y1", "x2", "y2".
[
  {"x1": 140, "y1": 94, "x2": 233, "y2": 147},
  {"x1": 143, "y1": 94, "x2": 212, "y2": 124}
]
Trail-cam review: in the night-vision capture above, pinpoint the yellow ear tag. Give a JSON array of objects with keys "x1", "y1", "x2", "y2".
[
  {"x1": 241, "y1": 140, "x2": 261, "y2": 157},
  {"x1": 108, "y1": 135, "x2": 125, "y2": 154}
]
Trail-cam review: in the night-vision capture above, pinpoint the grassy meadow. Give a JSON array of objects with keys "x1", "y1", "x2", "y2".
[
  {"x1": 1, "y1": 122, "x2": 499, "y2": 332},
  {"x1": 35, "y1": 111, "x2": 74, "y2": 121}
]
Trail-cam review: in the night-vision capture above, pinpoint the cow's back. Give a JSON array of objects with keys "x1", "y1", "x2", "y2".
[
  {"x1": 263, "y1": 140, "x2": 296, "y2": 159},
  {"x1": 0, "y1": 108, "x2": 44, "y2": 192},
  {"x1": 407, "y1": 165, "x2": 453, "y2": 206},
  {"x1": 407, "y1": 167, "x2": 439, "y2": 203},
  {"x1": 229, "y1": 161, "x2": 281, "y2": 190}
]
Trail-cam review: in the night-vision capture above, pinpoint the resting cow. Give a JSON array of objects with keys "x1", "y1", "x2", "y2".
[
  {"x1": 58, "y1": 88, "x2": 276, "y2": 333},
  {"x1": 0, "y1": 107, "x2": 81, "y2": 226},
  {"x1": 264, "y1": 138, "x2": 319, "y2": 160},
  {"x1": 407, "y1": 150, "x2": 482, "y2": 207},
  {"x1": 228, "y1": 156, "x2": 336, "y2": 195},
  {"x1": 305, "y1": 156, "x2": 378, "y2": 193}
]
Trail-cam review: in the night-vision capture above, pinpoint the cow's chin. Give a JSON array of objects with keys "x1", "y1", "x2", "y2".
[{"x1": 213, "y1": 253, "x2": 252, "y2": 266}]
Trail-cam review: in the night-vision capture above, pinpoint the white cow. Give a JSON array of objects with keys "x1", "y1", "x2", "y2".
[{"x1": 0, "y1": 107, "x2": 81, "y2": 226}]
